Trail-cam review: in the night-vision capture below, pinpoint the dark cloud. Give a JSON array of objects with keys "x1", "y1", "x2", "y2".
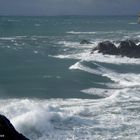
[{"x1": 0, "y1": 0, "x2": 139, "y2": 15}]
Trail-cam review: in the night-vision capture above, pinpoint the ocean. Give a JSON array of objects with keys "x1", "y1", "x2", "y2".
[{"x1": 0, "y1": 16, "x2": 140, "y2": 140}]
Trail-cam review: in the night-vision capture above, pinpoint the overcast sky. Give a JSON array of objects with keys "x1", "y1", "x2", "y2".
[{"x1": 0, "y1": 0, "x2": 140, "y2": 16}]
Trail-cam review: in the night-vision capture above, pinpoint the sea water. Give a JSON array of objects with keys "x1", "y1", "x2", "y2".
[{"x1": 0, "y1": 16, "x2": 140, "y2": 140}]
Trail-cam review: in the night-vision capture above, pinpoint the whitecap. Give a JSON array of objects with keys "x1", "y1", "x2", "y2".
[
  {"x1": 33, "y1": 50, "x2": 38, "y2": 54},
  {"x1": 69, "y1": 61, "x2": 102, "y2": 75},
  {"x1": 57, "y1": 41, "x2": 95, "y2": 49},
  {"x1": 0, "y1": 37, "x2": 16, "y2": 40},
  {"x1": 81, "y1": 88, "x2": 117, "y2": 98},
  {"x1": 66, "y1": 30, "x2": 127, "y2": 35},
  {"x1": 0, "y1": 97, "x2": 140, "y2": 140},
  {"x1": 128, "y1": 22, "x2": 137, "y2": 25},
  {"x1": 103, "y1": 73, "x2": 140, "y2": 88},
  {"x1": 67, "y1": 31, "x2": 97, "y2": 35},
  {"x1": 0, "y1": 99, "x2": 103, "y2": 140},
  {"x1": 57, "y1": 41, "x2": 79, "y2": 46},
  {"x1": 34, "y1": 24, "x2": 40, "y2": 27},
  {"x1": 52, "y1": 51, "x2": 140, "y2": 65},
  {"x1": 0, "y1": 36, "x2": 27, "y2": 40}
]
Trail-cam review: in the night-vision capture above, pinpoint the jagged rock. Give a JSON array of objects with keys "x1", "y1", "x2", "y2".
[
  {"x1": 118, "y1": 40, "x2": 140, "y2": 57},
  {"x1": 80, "y1": 40, "x2": 92, "y2": 44},
  {"x1": 118, "y1": 40, "x2": 137, "y2": 53},
  {"x1": 92, "y1": 41, "x2": 119, "y2": 55},
  {"x1": 91, "y1": 40, "x2": 140, "y2": 58},
  {"x1": 0, "y1": 114, "x2": 29, "y2": 140}
]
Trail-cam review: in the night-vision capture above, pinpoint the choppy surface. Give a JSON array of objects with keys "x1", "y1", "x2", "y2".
[
  {"x1": 0, "y1": 94, "x2": 140, "y2": 140},
  {"x1": 0, "y1": 16, "x2": 140, "y2": 139}
]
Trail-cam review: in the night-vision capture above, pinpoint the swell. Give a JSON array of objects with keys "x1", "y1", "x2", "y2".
[{"x1": 70, "y1": 61, "x2": 140, "y2": 99}]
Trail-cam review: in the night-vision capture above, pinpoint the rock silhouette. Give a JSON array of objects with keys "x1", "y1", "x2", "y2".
[
  {"x1": 91, "y1": 40, "x2": 140, "y2": 58},
  {"x1": 0, "y1": 114, "x2": 29, "y2": 140}
]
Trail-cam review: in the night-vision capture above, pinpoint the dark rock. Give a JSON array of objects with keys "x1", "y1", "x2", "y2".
[
  {"x1": 80, "y1": 40, "x2": 92, "y2": 44},
  {"x1": 91, "y1": 40, "x2": 140, "y2": 58},
  {"x1": 0, "y1": 114, "x2": 29, "y2": 140},
  {"x1": 92, "y1": 41, "x2": 119, "y2": 55},
  {"x1": 118, "y1": 40, "x2": 139, "y2": 57},
  {"x1": 113, "y1": 39, "x2": 140, "y2": 44},
  {"x1": 118, "y1": 40, "x2": 137, "y2": 52}
]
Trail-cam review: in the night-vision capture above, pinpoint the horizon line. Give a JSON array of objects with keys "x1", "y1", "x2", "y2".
[{"x1": 0, "y1": 14, "x2": 138, "y2": 17}]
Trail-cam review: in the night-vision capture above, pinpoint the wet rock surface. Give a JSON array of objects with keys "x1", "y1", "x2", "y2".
[
  {"x1": 0, "y1": 114, "x2": 29, "y2": 140},
  {"x1": 91, "y1": 40, "x2": 140, "y2": 58}
]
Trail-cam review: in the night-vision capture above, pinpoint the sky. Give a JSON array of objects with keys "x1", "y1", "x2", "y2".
[{"x1": 0, "y1": 0, "x2": 140, "y2": 16}]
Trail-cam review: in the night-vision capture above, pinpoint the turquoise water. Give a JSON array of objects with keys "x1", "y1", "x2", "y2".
[
  {"x1": 0, "y1": 16, "x2": 139, "y2": 99},
  {"x1": 0, "y1": 16, "x2": 140, "y2": 140}
]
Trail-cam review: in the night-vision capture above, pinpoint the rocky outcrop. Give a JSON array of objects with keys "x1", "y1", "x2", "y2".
[
  {"x1": 91, "y1": 40, "x2": 140, "y2": 58},
  {"x1": 0, "y1": 114, "x2": 29, "y2": 140},
  {"x1": 92, "y1": 41, "x2": 119, "y2": 55},
  {"x1": 118, "y1": 40, "x2": 139, "y2": 57},
  {"x1": 80, "y1": 39, "x2": 92, "y2": 44}
]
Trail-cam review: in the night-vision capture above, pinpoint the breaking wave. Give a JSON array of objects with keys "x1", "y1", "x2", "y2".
[
  {"x1": 67, "y1": 31, "x2": 97, "y2": 34},
  {"x1": 53, "y1": 52, "x2": 140, "y2": 64},
  {"x1": 0, "y1": 94, "x2": 140, "y2": 140}
]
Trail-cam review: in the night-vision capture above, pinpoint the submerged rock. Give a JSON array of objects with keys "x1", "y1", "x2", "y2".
[
  {"x1": 80, "y1": 39, "x2": 92, "y2": 44},
  {"x1": 0, "y1": 114, "x2": 29, "y2": 140},
  {"x1": 91, "y1": 40, "x2": 140, "y2": 58}
]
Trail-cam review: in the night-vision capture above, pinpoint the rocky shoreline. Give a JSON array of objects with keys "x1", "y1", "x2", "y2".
[{"x1": 0, "y1": 114, "x2": 29, "y2": 140}]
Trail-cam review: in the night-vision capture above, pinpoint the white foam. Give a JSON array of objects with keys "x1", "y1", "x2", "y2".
[
  {"x1": 81, "y1": 88, "x2": 117, "y2": 98},
  {"x1": 0, "y1": 36, "x2": 27, "y2": 40},
  {"x1": 67, "y1": 31, "x2": 97, "y2": 35},
  {"x1": 57, "y1": 41, "x2": 95, "y2": 49},
  {"x1": 70, "y1": 61, "x2": 140, "y2": 90},
  {"x1": 53, "y1": 51, "x2": 140, "y2": 64},
  {"x1": 33, "y1": 50, "x2": 38, "y2": 54},
  {"x1": 136, "y1": 35, "x2": 140, "y2": 38},
  {"x1": 128, "y1": 22, "x2": 137, "y2": 25},
  {"x1": 0, "y1": 99, "x2": 71, "y2": 140},
  {"x1": 34, "y1": 24, "x2": 40, "y2": 27},
  {"x1": 66, "y1": 31, "x2": 126, "y2": 35},
  {"x1": 53, "y1": 40, "x2": 140, "y2": 65},
  {"x1": 0, "y1": 99, "x2": 105, "y2": 140},
  {"x1": 104, "y1": 73, "x2": 140, "y2": 88},
  {"x1": 51, "y1": 39, "x2": 140, "y2": 65},
  {"x1": 0, "y1": 96, "x2": 139, "y2": 140},
  {"x1": 69, "y1": 61, "x2": 102, "y2": 75},
  {"x1": 58, "y1": 41, "x2": 79, "y2": 46},
  {"x1": 0, "y1": 37, "x2": 16, "y2": 40}
]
